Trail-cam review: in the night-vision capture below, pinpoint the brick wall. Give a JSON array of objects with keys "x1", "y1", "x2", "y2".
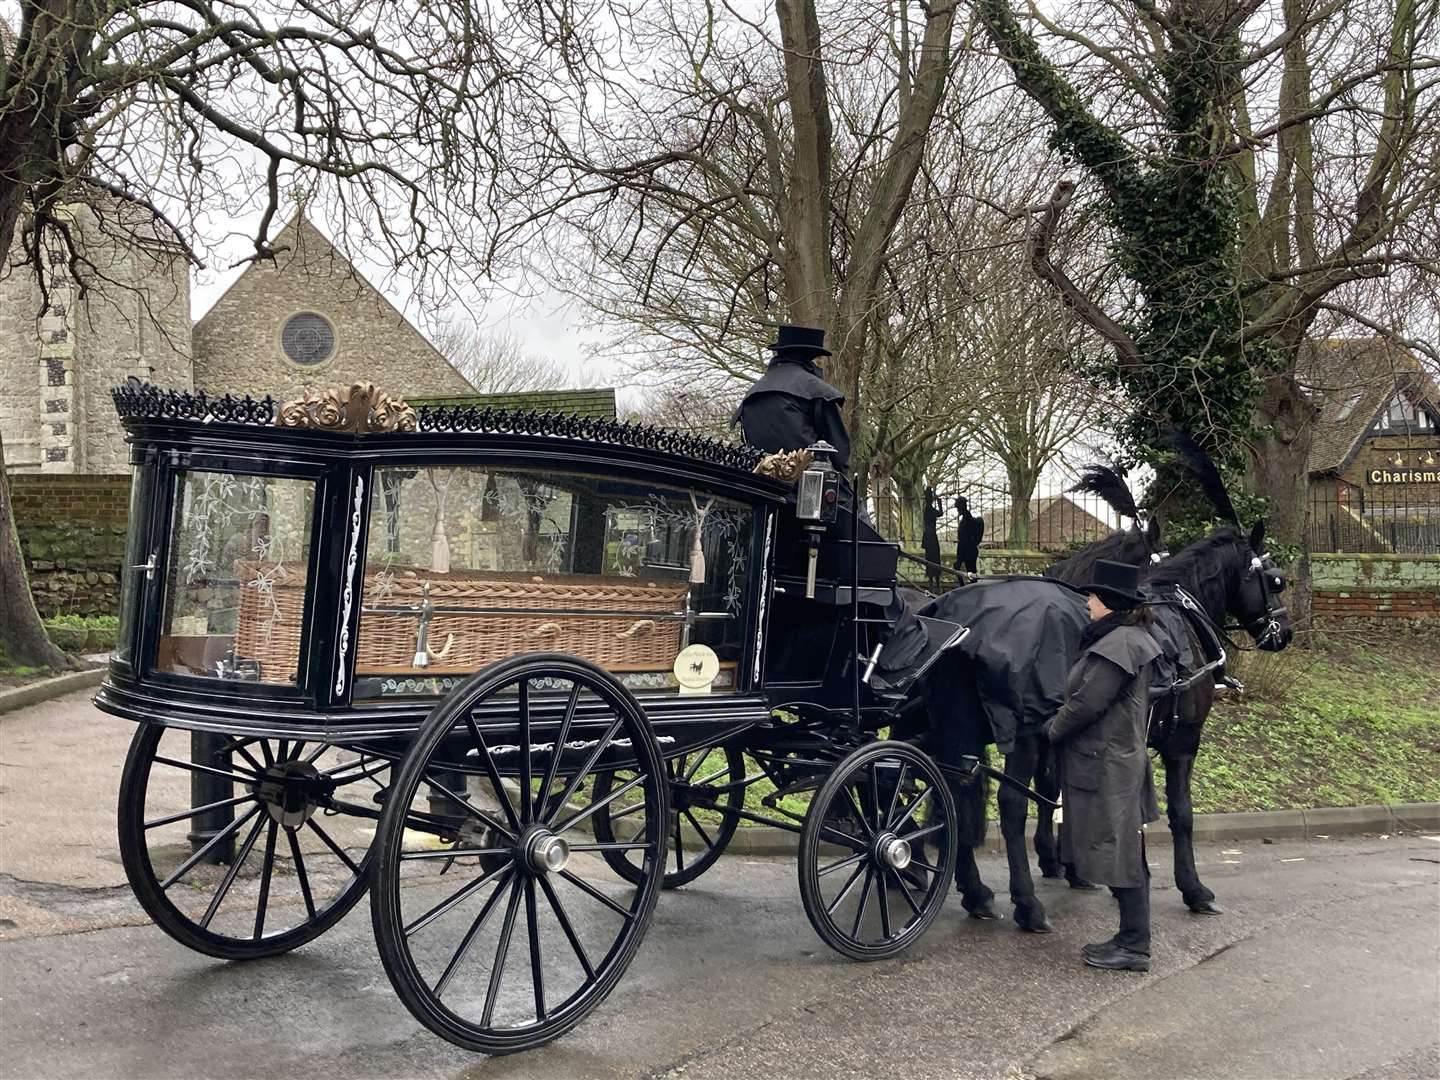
[
  {"x1": 10, "y1": 474, "x2": 132, "y2": 617},
  {"x1": 900, "y1": 547, "x2": 1052, "y2": 575},
  {"x1": 1311, "y1": 553, "x2": 1440, "y2": 630}
]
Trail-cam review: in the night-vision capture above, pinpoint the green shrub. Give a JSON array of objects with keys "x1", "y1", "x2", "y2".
[
  {"x1": 46, "y1": 614, "x2": 119, "y2": 630},
  {"x1": 45, "y1": 623, "x2": 89, "y2": 652}
]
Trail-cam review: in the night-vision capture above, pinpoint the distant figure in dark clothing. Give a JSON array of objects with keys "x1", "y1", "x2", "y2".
[
  {"x1": 922, "y1": 487, "x2": 943, "y2": 590},
  {"x1": 955, "y1": 495, "x2": 984, "y2": 575},
  {"x1": 734, "y1": 325, "x2": 850, "y2": 474}
]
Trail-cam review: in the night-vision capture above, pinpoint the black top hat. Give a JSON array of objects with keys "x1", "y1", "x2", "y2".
[
  {"x1": 1081, "y1": 559, "x2": 1146, "y2": 610},
  {"x1": 767, "y1": 324, "x2": 831, "y2": 357}
]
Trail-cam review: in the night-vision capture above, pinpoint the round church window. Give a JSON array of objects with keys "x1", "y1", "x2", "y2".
[{"x1": 281, "y1": 312, "x2": 336, "y2": 365}]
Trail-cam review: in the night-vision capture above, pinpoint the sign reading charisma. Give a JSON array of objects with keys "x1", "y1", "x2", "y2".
[{"x1": 1368, "y1": 467, "x2": 1440, "y2": 484}]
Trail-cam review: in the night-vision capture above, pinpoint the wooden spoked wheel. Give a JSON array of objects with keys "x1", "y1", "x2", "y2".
[
  {"x1": 117, "y1": 723, "x2": 388, "y2": 959},
  {"x1": 370, "y1": 653, "x2": 668, "y2": 1055},
  {"x1": 591, "y1": 742, "x2": 745, "y2": 888},
  {"x1": 797, "y1": 741, "x2": 956, "y2": 960}
]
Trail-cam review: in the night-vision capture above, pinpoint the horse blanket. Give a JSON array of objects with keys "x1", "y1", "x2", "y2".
[{"x1": 881, "y1": 577, "x2": 1214, "y2": 753}]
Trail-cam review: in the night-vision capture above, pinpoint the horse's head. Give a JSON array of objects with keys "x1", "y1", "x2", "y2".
[{"x1": 1229, "y1": 520, "x2": 1292, "y2": 651}]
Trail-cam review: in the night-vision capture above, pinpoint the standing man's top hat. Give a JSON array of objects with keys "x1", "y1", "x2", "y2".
[
  {"x1": 1080, "y1": 559, "x2": 1147, "y2": 610},
  {"x1": 768, "y1": 324, "x2": 831, "y2": 359}
]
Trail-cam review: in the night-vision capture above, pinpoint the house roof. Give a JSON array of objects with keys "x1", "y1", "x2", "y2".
[
  {"x1": 1297, "y1": 338, "x2": 1440, "y2": 474},
  {"x1": 409, "y1": 388, "x2": 617, "y2": 419},
  {"x1": 982, "y1": 494, "x2": 1113, "y2": 547}
]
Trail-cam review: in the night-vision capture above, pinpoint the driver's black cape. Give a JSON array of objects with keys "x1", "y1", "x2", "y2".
[{"x1": 733, "y1": 357, "x2": 851, "y2": 474}]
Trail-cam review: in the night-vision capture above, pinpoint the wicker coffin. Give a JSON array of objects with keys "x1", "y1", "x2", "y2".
[{"x1": 235, "y1": 564, "x2": 688, "y2": 678}]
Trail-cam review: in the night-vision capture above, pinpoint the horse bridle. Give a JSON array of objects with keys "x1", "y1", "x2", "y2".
[{"x1": 1231, "y1": 548, "x2": 1288, "y2": 650}]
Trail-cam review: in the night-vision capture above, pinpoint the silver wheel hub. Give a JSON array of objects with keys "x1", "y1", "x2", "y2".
[
  {"x1": 257, "y1": 762, "x2": 322, "y2": 829},
  {"x1": 525, "y1": 830, "x2": 570, "y2": 874},
  {"x1": 876, "y1": 832, "x2": 911, "y2": 870}
]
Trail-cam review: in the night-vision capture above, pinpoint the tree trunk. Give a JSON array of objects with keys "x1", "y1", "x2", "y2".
[
  {"x1": 0, "y1": 436, "x2": 73, "y2": 669},
  {"x1": 1005, "y1": 464, "x2": 1038, "y2": 547},
  {"x1": 0, "y1": 77, "x2": 73, "y2": 669},
  {"x1": 1249, "y1": 366, "x2": 1319, "y2": 636},
  {"x1": 894, "y1": 474, "x2": 924, "y2": 544}
]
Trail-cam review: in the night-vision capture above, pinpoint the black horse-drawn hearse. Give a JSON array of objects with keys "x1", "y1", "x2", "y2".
[{"x1": 99, "y1": 379, "x2": 982, "y2": 1054}]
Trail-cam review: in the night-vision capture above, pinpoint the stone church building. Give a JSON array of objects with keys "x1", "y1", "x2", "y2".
[{"x1": 1, "y1": 208, "x2": 476, "y2": 474}]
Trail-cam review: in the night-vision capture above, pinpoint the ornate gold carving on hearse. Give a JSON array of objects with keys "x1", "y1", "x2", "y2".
[{"x1": 277, "y1": 383, "x2": 417, "y2": 434}]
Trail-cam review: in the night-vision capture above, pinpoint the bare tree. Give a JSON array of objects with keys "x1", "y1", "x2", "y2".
[
  {"x1": 429, "y1": 323, "x2": 569, "y2": 394},
  {"x1": 0, "y1": 0, "x2": 567, "y2": 664},
  {"x1": 622, "y1": 382, "x2": 741, "y2": 439},
  {"x1": 499, "y1": 0, "x2": 963, "y2": 461},
  {"x1": 971, "y1": 0, "x2": 1440, "y2": 570}
]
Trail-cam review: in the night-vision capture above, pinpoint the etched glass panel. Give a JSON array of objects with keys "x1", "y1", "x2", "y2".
[
  {"x1": 158, "y1": 472, "x2": 315, "y2": 684},
  {"x1": 352, "y1": 466, "x2": 755, "y2": 699},
  {"x1": 113, "y1": 466, "x2": 147, "y2": 665}
]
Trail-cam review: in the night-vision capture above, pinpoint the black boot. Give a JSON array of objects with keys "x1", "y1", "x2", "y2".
[{"x1": 1082, "y1": 942, "x2": 1150, "y2": 971}]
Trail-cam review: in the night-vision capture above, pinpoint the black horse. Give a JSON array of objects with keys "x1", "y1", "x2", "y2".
[{"x1": 917, "y1": 519, "x2": 1292, "y2": 931}]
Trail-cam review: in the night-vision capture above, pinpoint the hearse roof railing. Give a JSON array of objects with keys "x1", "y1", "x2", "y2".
[{"x1": 111, "y1": 379, "x2": 778, "y2": 483}]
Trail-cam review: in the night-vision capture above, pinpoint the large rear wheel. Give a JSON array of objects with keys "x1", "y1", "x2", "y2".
[
  {"x1": 117, "y1": 724, "x2": 386, "y2": 959},
  {"x1": 371, "y1": 653, "x2": 668, "y2": 1054}
]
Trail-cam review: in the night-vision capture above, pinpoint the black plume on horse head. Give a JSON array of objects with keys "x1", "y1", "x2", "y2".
[
  {"x1": 1164, "y1": 426, "x2": 1239, "y2": 525},
  {"x1": 1067, "y1": 465, "x2": 1140, "y2": 521}
]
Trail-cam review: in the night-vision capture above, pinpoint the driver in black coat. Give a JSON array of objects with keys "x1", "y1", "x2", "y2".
[{"x1": 733, "y1": 324, "x2": 851, "y2": 474}]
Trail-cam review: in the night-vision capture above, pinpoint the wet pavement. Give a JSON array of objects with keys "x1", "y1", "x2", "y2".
[{"x1": 2, "y1": 692, "x2": 1438, "y2": 1079}]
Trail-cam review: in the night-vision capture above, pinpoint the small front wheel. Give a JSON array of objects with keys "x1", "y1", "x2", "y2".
[
  {"x1": 592, "y1": 741, "x2": 745, "y2": 888},
  {"x1": 371, "y1": 653, "x2": 668, "y2": 1054},
  {"x1": 798, "y1": 740, "x2": 957, "y2": 960}
]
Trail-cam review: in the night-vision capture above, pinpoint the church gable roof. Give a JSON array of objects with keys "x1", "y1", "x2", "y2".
[
  {"x1": 192, "y1": 213, "x2": 474, "y2": 395},
  {"x1": 1297, "y1": 338, "x2": 1440, "y2": 475}
]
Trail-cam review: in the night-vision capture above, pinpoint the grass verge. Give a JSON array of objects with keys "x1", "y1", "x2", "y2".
[{"x1": 1176, "y1": 634, "x2": 1440, "y2": 814}]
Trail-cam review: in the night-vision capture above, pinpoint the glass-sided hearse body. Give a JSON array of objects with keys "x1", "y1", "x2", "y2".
[{"x1": 99, "y1": 380, "x2": 969, "y2": 1055}]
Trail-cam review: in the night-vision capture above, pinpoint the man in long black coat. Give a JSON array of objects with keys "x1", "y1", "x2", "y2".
[
  {"x1": 734, "y1": 325, "x2": 851, "y2": 474},
  {"x1": 955, "y1": 495, "x2": 984, "y2": 574},
  {"x1": 922, "y1": 488, "x2": 943, "y2": 590}
]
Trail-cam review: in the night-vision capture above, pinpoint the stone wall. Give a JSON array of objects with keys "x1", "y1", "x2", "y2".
[
  {"x1": 1311, "y1": 553, "x2": 1440, "y2": 630},
  {"x1": 0, "y1": 202, "x2": 192, "y2": 474},
  {"x1": 979, "y1": 549, "x2": 1052, "y2": 575},
  {"x1": 900, "y1": 547, "x2": 1054, "y2": 577},
  {"x1": 10, "y1": 474, "x2": 131, "y2": 617}
]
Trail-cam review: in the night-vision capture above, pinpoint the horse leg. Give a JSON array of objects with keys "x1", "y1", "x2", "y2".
[
  {"x1": 999, "y1": 737, "x2": 1050, "y2": 933},
  {"x1": 1032, "y1": 738, "x2": 1061, "y2": 878},
  {"x1": 953, "y1": 844, "x2": 999, "y2": 919},
  {"x1": 918, "y1": 663, "x2": 999, "y2": 919},
  {"x1": 1164, "y1": 751, "x2": 1220, "y2": 914},
  {"x1": 951, "y1": 770, "x2": 998, "y2": 918}
]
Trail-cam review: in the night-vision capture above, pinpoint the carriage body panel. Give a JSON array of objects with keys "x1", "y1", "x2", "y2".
[{"x1": 100, "y1": 384, "x2": 792, "y2": 750}]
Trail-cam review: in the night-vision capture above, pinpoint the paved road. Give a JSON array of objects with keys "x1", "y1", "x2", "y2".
[{"x1": 2, "y1": 694, "x2": 1438, "y2": 1079}]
